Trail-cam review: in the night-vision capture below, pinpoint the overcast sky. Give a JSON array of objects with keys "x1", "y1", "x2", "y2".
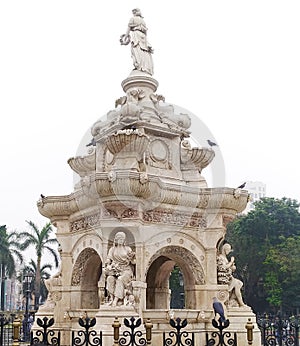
[{"x1": 1, "y1": 1, "x2": 300, "y2": 236}]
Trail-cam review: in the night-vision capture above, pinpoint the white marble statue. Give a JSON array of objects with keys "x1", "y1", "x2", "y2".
[
  {"x1": 120, "y1": 8, "x2": 154, "y2": 75},
  {"x1": 217, "y1": 243, "x2": 245, "y2": 307},
  {"x1": 104, "y1": 232, "x2": 136, "y2": 306}
]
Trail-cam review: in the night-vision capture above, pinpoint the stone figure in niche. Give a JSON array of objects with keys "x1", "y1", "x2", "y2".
[
  {"x1": 217, "y1": 243, "x2": 245, "y2": 307},
  {"x1": 104, "y1": 231, "x2": 136, "y2": 306},
  {"x1": 120, "y1": 8, "x2": 154, "y2": 75}
]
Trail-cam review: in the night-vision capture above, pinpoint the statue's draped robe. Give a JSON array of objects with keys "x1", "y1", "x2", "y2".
[
  {"x1": 129, "y1": 16, "x2": 153, "y2": 75},
  {"x1": 106, "y1": 245, "x2": 134, "y2": 300}
]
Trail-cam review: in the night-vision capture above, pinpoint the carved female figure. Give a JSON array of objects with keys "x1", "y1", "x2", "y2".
[
  {"x1": 104, "y1": 231, "x2": 135, "y2": 306},
  {"x1": 217, "y1": 243, "x2": 245, "y2": 307},
  {"x1": 120, "y1": 8, "x2": 154, "y2": 75}
]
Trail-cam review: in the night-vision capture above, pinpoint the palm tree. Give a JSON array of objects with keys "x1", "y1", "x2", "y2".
[
  {"x1": 0, "y1": 225, "x2": 23, "y2": 310},
  {"x1": 19, "y1": 221, "x2": 59, "y2": 310}
]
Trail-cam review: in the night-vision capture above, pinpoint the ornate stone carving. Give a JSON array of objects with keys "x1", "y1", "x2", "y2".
[
  {"x1": 37, "y1": 195, "x2": 79, "y2": 219},
  {"x1": 51, "y1": 291, "x2": 62, "y2": 302},
  {"x1": 105, "y1": 149, "x2": 114, "y2": 165},
  {"x1": 139, "y1": 172, "x2": 148, "y2": 184},
  {"x1": 217, "y1": 290, "x2": 229, "y2": 303},
  {"x1": 105, "y1": 129, "x2": 149, "y2": 156},
  {"x1": 108, "y1": 171, "x2": 116, "y2": 182},
  {"x1": 104, "y1": 232, "x2": 136, "y2": 306},
  {"x1": 222, "y1": 215, "x2": 234, "y2": 227},
  {"x1": 149, "y1": 139, "x2": 168, "y2": 162},
  {"x1": 121, "y1": 208, "x2": 139, "y2": 219},
  {"x1": 142, "y1": 209, "x2": 206, "y2": 228},
  {"x1": 118, "y1": 88, "x2": 146, "y2": 123},
  {"x1": 233, "y1": 188, "x2": 242, "y2": 199},
  {"x1": 91, "y1": 110, "x2": 120, "y2": 136},
  {"x1": 41, "y1": 267, "x2": 62, "y2": 311},
  {"x1": 181, "y1": 144, "x2": 215, "y2": 173},
  {"x1": 217, "y1": 243, "x2": 245, "y2": 307},
  {"x1": 70, "y1": 213, "x2": 102, "y2": 233},
  {"x1": 71, "y1": 248, "x2": 97, "y2": 286},
  {"x1": 102, "y1": 208, "x2": 118, "y2": 219},
  {"x1": 70, "y1": 206, "x2": 140, "y2": 232},
  {"x1": 35, "y1": 10, "x2": 254, "y2": 342}
]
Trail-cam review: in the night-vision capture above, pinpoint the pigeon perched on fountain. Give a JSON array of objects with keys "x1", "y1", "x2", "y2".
[
  {"x1": 213, "y1": 297, "x2": 226, "y2": 322},
  {"x1": 207, "y1": 139, "x2": 218, "y2": 148},
  {"x1": 237, "y1": 182, "x2": 246, "y2": 189}
]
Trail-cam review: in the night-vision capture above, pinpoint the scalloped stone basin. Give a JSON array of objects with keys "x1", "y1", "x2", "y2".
[
  {"x1": 105, "y1": 129, "x2": 149, "y2": 155},
  {"x1": 181, "y1": 147, "x2": 215, "y2": 170},
  {"x1": 68, "y1": 151, "x2": 96, "y2": 177}
]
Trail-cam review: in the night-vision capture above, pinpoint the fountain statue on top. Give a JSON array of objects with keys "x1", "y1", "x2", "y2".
[{"x1": 120, "y1": 8, "x2": 154, "y2": 76}]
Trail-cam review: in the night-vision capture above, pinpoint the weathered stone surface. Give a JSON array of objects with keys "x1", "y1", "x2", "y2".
[{"x1": 35, "y1": 10, "x2": 260, "y2": 345}]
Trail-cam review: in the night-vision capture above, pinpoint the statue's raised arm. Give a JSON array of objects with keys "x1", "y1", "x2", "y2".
[{"x1": 120, "y1": 8, "x2": 154, "y2": 75}]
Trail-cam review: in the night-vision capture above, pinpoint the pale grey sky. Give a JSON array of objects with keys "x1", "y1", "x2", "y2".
[{"x1": 1, "y1": 1, "x2": 299, "y2": 239}]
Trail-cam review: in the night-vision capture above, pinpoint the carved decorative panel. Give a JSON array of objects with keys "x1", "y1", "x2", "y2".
[{"x1": 71, "y1": 248, "x2": 97, "y2": 286}]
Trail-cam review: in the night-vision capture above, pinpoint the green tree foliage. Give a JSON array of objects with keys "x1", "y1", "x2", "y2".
[
  {"x1": 169, "y1": 265, "x2": 185, "y2": 309},
  {"x1": 0, "y1": 225, "x2": 23, "y2": 310},
  {"x1": 264, "y1": 236, "x2": 300, "y2": 312},
  {"x1": 0, "y1": 225, "x2": 23, "y2": 277},
  {"x1": 226, "y1": 197, "x2": 300, "y2": 313},
  {"x1": 19, "y1": 221, "x2": 59, "y2": 310}
]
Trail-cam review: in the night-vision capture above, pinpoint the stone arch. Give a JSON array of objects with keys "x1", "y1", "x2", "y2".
[
  {"x1": 72, "y1": 233, "x2": 103, "y2": 263},
  {"x1": 146, "y1": 245, "x2": 205, "y2": 310},
  {"x1": 71, "y1": 247, "x2": 102, "y2": 309}
]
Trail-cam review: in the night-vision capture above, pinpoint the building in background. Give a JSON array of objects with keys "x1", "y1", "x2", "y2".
[{"x1": 244, "y1": 181, "x2": 266, "y2": 213}]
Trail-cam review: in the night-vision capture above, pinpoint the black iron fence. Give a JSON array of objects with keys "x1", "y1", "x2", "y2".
[
  {"x1": 206, "y1": 319, "x2": 237, "y2": 346},
  {"x1": 162, "y1": 317, "x2": 238, "y2": 346},
  {"x1": 163, "y1": 318, "x2": 194, "y2": 346},
  {"x1": 257, "y1": 313, "x2": 300, "y2": 346},
  {"x1": 32, "y1": 317, "x2": 60, "y2": 346},
  {"x1": 3, "y1": 311, "x2": 300, "y2": 346},
  {"x1": 72, "y1": 317, "x2": 101, "y2": 346},
  {"x1": 27, "y1": 315, "x2": 244, "y2": 346}
]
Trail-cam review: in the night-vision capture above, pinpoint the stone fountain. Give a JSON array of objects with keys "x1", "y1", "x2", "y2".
[{"x1": 36, "y1": 8, "x2": 260, "y2": 345}]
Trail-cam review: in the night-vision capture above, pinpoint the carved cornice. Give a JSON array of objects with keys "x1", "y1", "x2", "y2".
[
  {"x1": 37, "y1": 174, "x2": 248, "y2": 221},
  {"x1": 202, "y1": 187, "x2": 248, "y2": 213},
  {"x1": 69, "y1": 205, "x2": 205, "y2": 233},
  {"x1": 142, "y1": 209, "x2": 206, "y2": 228}
]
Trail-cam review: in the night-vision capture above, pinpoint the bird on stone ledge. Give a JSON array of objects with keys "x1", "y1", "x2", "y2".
[
  {"x1": 207, "y1": 139, "x2": 218, "y2": 148},
  {"x1": 86, "y1": 138, "x2": 96, "y2": 147},
  {"x1": 213, "y1": 297, "x2": 226, "y2": 323},
  {"x1": 237, "y1": 182, "x2": 246, "y2": 189}
]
